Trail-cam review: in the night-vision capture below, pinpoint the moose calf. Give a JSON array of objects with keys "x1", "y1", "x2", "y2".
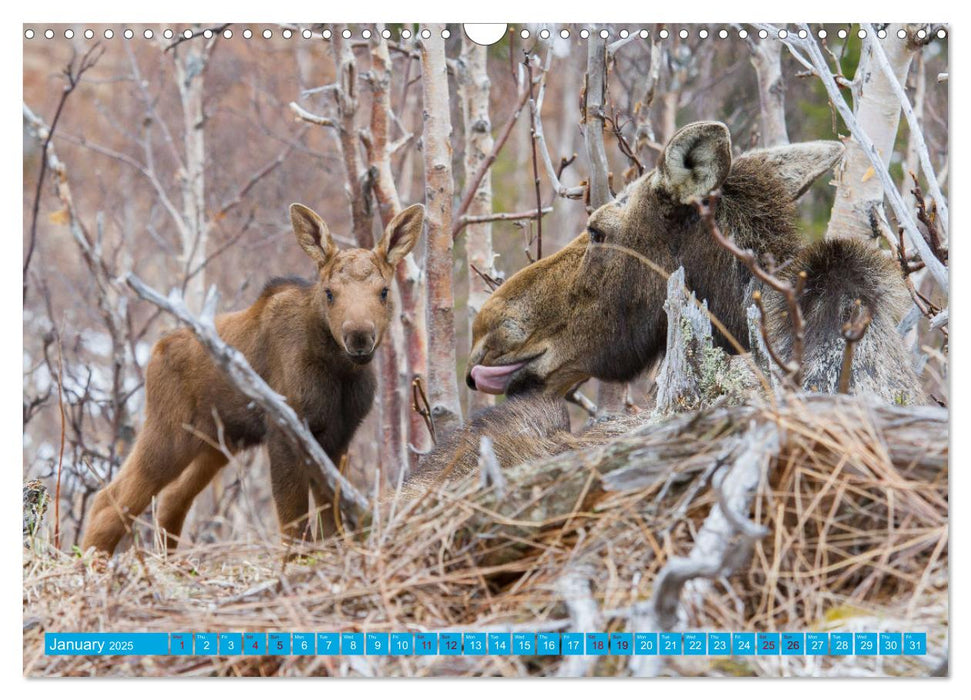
[{"x1": 82, "y1": 203, "x2": 424, "y2": 555}]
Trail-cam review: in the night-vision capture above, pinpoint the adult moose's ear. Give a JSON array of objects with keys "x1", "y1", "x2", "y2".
[
  {"x1": 736, "y1": 141, "x2": 845, "y2": 201},
  {"x1": 290, "y1": 203, "x2": 337, "y2": 268},
  {"x1": 377, "y1": 203, "x2": 424, "y2": 266},
  {"x1": 655, "y1": 121, "x2": 733, "y2": 204}
]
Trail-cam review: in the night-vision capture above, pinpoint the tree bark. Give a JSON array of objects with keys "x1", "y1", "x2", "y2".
[
  {"x1": 459, "y1": 37, "x2": 496, "y2": 416},
  {"x1": 584, "y1": 32, "x2": 627, "y2": 412},
  {"x1": 826, "y1": 24, "x2": 920, "y2": 242},
  {"x1": 419, "y1": 26, "x2": 463, "y2": 436},
  {"x1": 172, "y1": 34, "x2": 212, "y2": 313},
  {"x1": 748, "y1": 38, "x2": 789, "y2": 147},
  {"x1": 332, "y1": 24, "x2": 374, "y2": 247},
  {"x1": 363, "y1": 28, "x2": 408, "y2": 480}
]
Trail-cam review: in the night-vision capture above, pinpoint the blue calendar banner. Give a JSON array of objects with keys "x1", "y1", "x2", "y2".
[
  {"x1": 170, "y1": 633, "x2": 193, "y2": 655},
  {"x1": 41, "y1": 630, "x2": 930, "y2": 657},
  {"x1": 45, "y1": 633, "x2": 169, "y2": 656},
  {"x1": 683, "y1": 632, "x2": 706, "y2": 656},
  {"x1": 513, "y1": 633, "x2": 536, "y2": 655}
]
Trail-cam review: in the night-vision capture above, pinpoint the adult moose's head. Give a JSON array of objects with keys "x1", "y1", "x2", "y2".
[
  {"x1": 290, "y1": 202, "x2": 424, "y2": 364},
  {"x1": 467, "y1": 121, "x2": 844, "y2": 397}
]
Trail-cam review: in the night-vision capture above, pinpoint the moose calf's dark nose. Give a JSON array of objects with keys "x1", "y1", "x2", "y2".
[{"x1": 342, "y1": 321, "x2": 376, "y2": 357}]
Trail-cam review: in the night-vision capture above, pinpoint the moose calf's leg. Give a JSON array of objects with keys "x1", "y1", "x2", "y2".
[
  {"x1": 156, "y1": 448, "x2": 229, "y2": 551},
  {"x1": 267, "y1": 435, "x2": 311, "y2": 543},
  {"x1": 82, "y1": 429, "x2": 197, "y2": 555}
]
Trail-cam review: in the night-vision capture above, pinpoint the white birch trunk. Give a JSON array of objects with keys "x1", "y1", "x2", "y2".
[
  {"x1": 459, "y1": 38, "x2": 497, "y2": 415},
  {"x1": 420, "y1": 26, "x2": 463, "y2": 436},
  {"x1": 826, "y1": 24, "x2": 920, "y2": 241}
]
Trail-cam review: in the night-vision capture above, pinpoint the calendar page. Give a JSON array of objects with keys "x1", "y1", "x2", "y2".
[{"x1": 22, "y1": 20, "x2": 949, "y2": 679}]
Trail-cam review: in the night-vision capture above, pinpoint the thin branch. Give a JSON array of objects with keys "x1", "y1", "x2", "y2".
[
  {"x1": 288, "y1": 101, "x2": 337, "y2": 128},
  {"x1": 839, "y1": 300, "x2": 873, "y2": 394}
]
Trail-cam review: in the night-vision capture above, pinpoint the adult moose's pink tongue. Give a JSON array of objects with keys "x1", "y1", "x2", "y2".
[{"x1": 470, "y1": 362, "x2": 526, "y2": 395}]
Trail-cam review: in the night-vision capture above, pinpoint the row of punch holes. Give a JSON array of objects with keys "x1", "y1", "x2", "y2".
[{"x1": 24, "y1": 25, "x2": 948, "y2": 42}]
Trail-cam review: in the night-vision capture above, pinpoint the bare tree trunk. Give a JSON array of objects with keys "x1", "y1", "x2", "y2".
[
  {"x1": 826, "y1": 24, "x2": 920, "y2": 242},
  {"x1": 748, "y1": 39, "x2": 789, "y2": 147},
  {"x1": 420, "y1": 26, "x2": 462, "y2": 436},
  {"x1": 332, "y1": 24, "x2": 374, "y2": 247},
  {"x1": 459, "y1": 37, "x2": 496, "y2": 416},
  {"x1": 584, "y1": 32, "x2": 626, "y2": 412},
  {"x1": 172, "y1": 34, "x2": 213, "y2": 312},
  {"x1": 363, "y1": 28, "x2": 408, "y2": 479}
]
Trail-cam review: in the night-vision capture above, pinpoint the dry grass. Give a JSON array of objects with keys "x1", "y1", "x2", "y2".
[{"x1": 23, "y1": 394, "x2": 948, "y2": 678}]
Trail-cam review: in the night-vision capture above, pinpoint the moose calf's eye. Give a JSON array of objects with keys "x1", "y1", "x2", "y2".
[
  {"x1": 589, "y1": 227, "x2": 606, "y2": 244},
  {"x1": 325, "y1": 289, "x2": 334, "y2": 303},
  {"x1": 380, "y1": 287, "x2": 390, "y2": 302}
]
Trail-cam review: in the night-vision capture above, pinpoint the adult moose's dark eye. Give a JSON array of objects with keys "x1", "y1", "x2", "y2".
[
  {"x1": 380, "y1": 287, "x2": 389, "y2": 302},
  {"x1": 588, "y1": 226, "x2": 606, "y2": 244},
  {"x1": 325, "y1": 289, "x2": 334, "y2": 303}
]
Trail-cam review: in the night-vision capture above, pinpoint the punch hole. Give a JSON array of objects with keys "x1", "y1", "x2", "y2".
[
  {"x1": 539, "y1": 28, "x2": 550, "y2": 39},
  {"x1": 163, "y1": 29, "x2": 173, "y2": 39},
  {"x1": 520, "y1": 29, "x2": 530, "y2": 39},
  {"x1": 104, "y1": 29, "x2": 113, "y2": 39},
  {"x1": 897, "y1": 29, "x2": 907, "y2": 39},
  {"x1": 818, "y1": 29, "x2": 827, "y2": 38},
  {"x1": 758, "y1": 29, "x2": 768, "y2": 39},
  {"x1": 283, "y1": 29, "x2": 292, "y2": 39},
  {"x1": 916, "y1": 28, "x2": 927, "y2": 40},
  {"x1": 599, "y1": 29, "x2": 608, "y2": 39},
  {"x1": 382, "y1": 29, "x2": 391, "y2": 39},
  {"x1": 342, "y1": 29, "x2": 351, "y2": 39},
  {"x1": 24, "y1": 29, "x2": 34, "y2": 39},
  {"x1": 302, "y1": 29, "x2": 312, "y2": 39},
  {"x1": 183, "y1": 29, "x2": 193, "y2": 39},
  {"x1": 243, "y1": 29, "x2": 253, "y2": 39},
  {"x1": 263, "y1": 29, "x2": 273, "y2": 39},
  {"x1": 579, "y1": 29, "x2": 589, "y2": 39},
  {"x1": 639, "y1": 29, "x2": 649, "y2": 39},
  {"x1": 400, "y1": 28, "x2": 411, "y2": 39},
  {"x1": 937, "y1": 29, "x2": 947, "y2": 39},
  {"x1": 619, "y1": 29, "x2": 629, "y2": 39},
  {"x1": 679, "y1": 29, "x2": 688, "y2": 39},
  {"x1": 361, "y1": 29, "x2": 371, "y2": 39},
  {"x1": 718, "y1": 29, "x2": 728, "y2": 39},
  {"x1": 560, "y1": 29, "x2": 570, "y2": 39},
  {"x1": 857, "y1": 29, "x2": 867, "y2": 39},
  {"x1": 699, "y1": 29, "x2": 709, "y2": 39},
  {"x1": 322, "y1": 29, "x2": 332, "y2": 39},
  {"x1": 877, "y1": 29, "x2": 887, "y2": 39},
  {"x1": 441, "y1": 28, "x2": 450, "y2": 39},
  {"x1": 421, "y1": 28, "x2": 431, "y2": 39},
  {"x1": 738, "y1": 29, "x2": 748, "y2": 39},
  {"x1": 837, "y1": 29, "x2": 847, "y2": 39},
  {"x1": 65, "y1": 29, "x2": 74, "y2": 39},
  {"x1": 659, "y1": 29, "x2": 669, "y2": 39},
  {"x1": 223, "y1": 29, "x2": 233, "y2": 39},
  {"x1": 124, "y1": 28, "x2": 133, "y2": 39},
  {"x1": 778, "y1": 29, "x2": 788, "y2": 39},
  {"x1": 143, "y1": 29, "x2": 154, "y2": 39},
  {"x1": 798, "y1": 29, "x2": 807, "y2": 38}
]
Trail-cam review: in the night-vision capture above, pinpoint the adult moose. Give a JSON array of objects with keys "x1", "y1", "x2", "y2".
[
  {"x1": 467, "y1": 121, "x2": 921, "y2": 405},
  {"x1": 82, "y1": 203, "x2": 424, "y2": 556}
]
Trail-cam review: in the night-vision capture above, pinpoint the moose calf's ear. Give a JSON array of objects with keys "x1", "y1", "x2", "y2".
[
  {"x1": 290, "y1": 203, "x2": 337, "y2": 268},
  {"x1": 656, "y1": 121, "x2": 733, "y2": 204},
  {"x1": 378, "y1": 203, "x2": 425, "y2": 266},
  {"x1": 737, "y1": 141, "x2": 845, "y2": 201}
]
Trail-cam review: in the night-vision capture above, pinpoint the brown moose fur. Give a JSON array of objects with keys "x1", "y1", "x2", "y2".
[
  {"x1": 82, "y1": 203, "x2": 424, "y2": 555},
  {"x1": 467, "y1": 121, "x2": 922, "y2": 404}
]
